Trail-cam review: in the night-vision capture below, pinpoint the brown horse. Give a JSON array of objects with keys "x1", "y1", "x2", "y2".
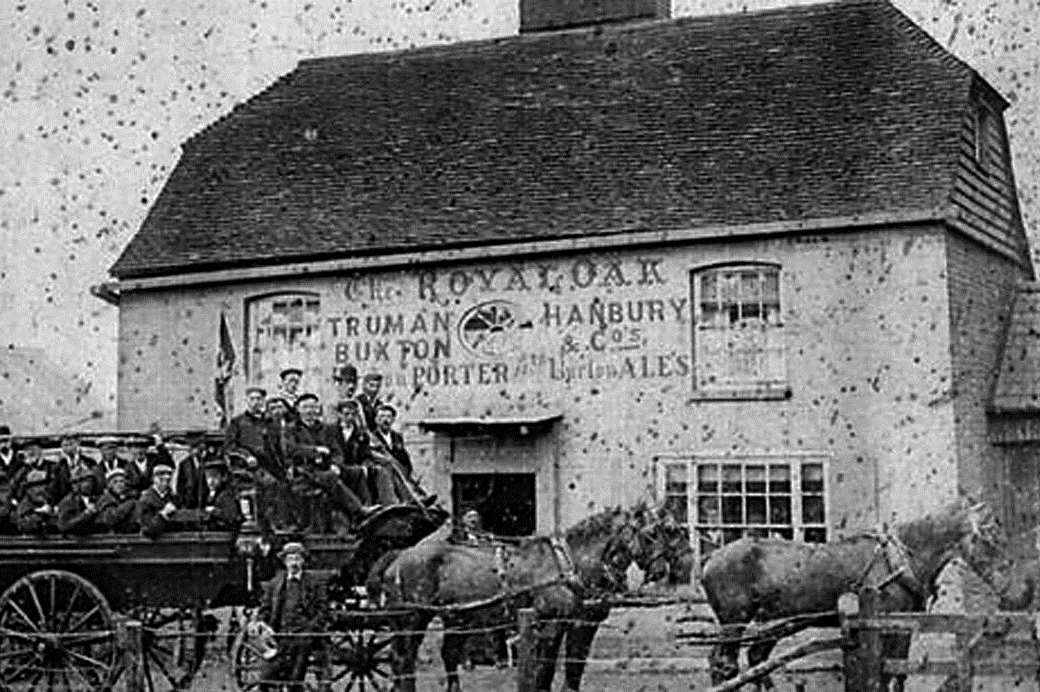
[
  {"x1": 701, "y1": 499, "x2": 1005, "y2": 690},
  {"x1": 372, "y1": 503, "x2": 693, "y2": 692}
]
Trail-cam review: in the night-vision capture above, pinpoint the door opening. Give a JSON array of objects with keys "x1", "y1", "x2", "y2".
[{"x1": 451, "y1": 473, "x2": 536, "y2": 536}]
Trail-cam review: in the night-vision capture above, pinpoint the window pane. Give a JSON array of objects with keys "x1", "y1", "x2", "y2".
[
  {"x1": 762, "y1": 269, "x2": 779, "y2": 303},
  {"x1": 665, "y1": 464, "x2": 688, "y2": 493},
  {"x1": 700, "y1": 272, "x2": 718, "y2": 304},
  {"x1": 773, "y1": 528, "x2": 794, "y2": 540},
  {"x1": 770, "y1": 496, "x2": 791, "y2": 524},
  {"x1": 697, "y1": 496, "x2": 720, "y2": 524},
  {"x1": 697, "y1": 465, "x2": 718, "y2": 492},
  {"x1": 747, "y1": 496, "x2": 766, "y2": 524},
  {"x1": 802, "y1": 464, "x2": 824, "y2": 493},
  {"x1": 722, "y1": 465, "x2": 742, "y2": 493},
  {"x1": 804, "y1": 528, "x2": 827, "y2": 543},
  {"x1": 740, "y1": 272, "x2": 760, "y2": 304},
  {"x1": 722, "y1": 496, "x2": 743, "y2": 524},
  {"x1": 722, "y1": 528, "x2": 744, "y2": 544},
  {"x1": 803, "y1": 495, "x2": 825, "y2": 524},
  {"x1": 665, "y1": 495, "x2": 688, "y2": 524},
  {"x1": 746, "y1": 466, "x2": 766, "y2": 493},
  {"x1": 768, "y1": 465, "x2": 790, "y2": 493}
]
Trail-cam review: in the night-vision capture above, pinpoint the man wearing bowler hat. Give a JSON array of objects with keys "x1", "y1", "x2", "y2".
[
  {"x1": 332, "y1": 364, "x2": 358, "y2": 408},
  {"x1": 253, "y1": 541, "x2": 329, "y2": 691},
  {"x1": 15, "y1": 470, "x2": 57, "y2": 535},
  {"x1": 56, "y1": 466, "x2": 100, "y2": 535},
  {"x1": 355, "y1": 372, "x2": 384, "y2": 432},
  {"x1": 201, "y1": 458, "x2": 244, "y2": 531}
]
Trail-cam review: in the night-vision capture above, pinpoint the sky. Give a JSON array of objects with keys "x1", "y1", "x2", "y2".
[{"x1": 1, "y1": 0, "x2": 1038, "y2": 414}]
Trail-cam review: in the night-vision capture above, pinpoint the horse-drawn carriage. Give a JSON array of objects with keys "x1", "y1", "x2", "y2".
[{"x1": 0, "y1": 431, "x2": 448, "y2": 691}]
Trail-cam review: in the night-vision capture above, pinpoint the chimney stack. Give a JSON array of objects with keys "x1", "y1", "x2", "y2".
[{"x1": 520, "y1": 0, "x2": 671, "y2": 34}]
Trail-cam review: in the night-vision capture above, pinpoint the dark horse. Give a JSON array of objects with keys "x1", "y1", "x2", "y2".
[
  {"x1": 372, "y1": 503, "x2": 693, "y2": 691},
  {"x1": 701, "y1": 499, "x2": 1005, "y2": 690}
]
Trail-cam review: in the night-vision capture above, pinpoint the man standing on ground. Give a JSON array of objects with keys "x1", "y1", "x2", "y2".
[{"x1": 253, "y1": 542, "x2": 330, "y2": 692}]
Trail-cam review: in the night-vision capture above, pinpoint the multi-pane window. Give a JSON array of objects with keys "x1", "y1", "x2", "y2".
[
  {"x1": 245, "y1": 292, "x2": 324, "y2": 387},
  {"x1": 692, "y1": 265, "x2": 785, "y2": 394},
  {"x1": 660, "y1": 455, "x2": 827, "y2": 562}
]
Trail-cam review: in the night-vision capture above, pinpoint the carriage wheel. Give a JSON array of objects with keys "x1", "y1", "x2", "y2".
[
  {"x1": 229, "y1": 628, "x2": 263, "y2": 692},
  {"x1": 324, "y1": 626, "x2": 394, "y2": 691},
  {"x1": 0, "y1": 569, "x2": 118, "y2": 690},
  {"x1": 133, "y1": 607, "x2": 209, "y2": 691}
]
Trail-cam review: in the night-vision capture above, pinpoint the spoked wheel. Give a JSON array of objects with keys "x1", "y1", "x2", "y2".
[
  {"x1": 324, "y1": 626, "x2": 394, "y2": 691},
  {"x1": 229, "y1": 627, "x2": 264, "y2": 692},
  {"x1": 0, "y1": 569, "x2": 118, "y2": 690},
  {"x1": 132, "y1": 607, "x2": 209, "y2": 691}
]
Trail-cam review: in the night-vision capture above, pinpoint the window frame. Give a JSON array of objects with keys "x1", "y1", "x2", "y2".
[
  {"x1": 654, "y1": 452, "x2": 830, "y2": 565},
  {"x1": 243, "y1": 290, "x2": 324, "y2": 385},
  {"x1": 690, "y1": 262, "x2": 789, "y2": 401}
]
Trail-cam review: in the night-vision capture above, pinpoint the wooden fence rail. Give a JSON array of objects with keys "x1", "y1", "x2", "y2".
[{"x1": 841, "y1": 588, "x2": 1040, "y2": 692}]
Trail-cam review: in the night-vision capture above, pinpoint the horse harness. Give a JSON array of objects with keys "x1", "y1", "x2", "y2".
[{"x1": 856, "y1": 531, "x2": 928, "y2": 603}]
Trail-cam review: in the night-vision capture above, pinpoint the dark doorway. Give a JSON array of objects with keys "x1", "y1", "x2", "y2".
[{"x1": 451, "y1": 473, "x2": 536, "y2": 536}]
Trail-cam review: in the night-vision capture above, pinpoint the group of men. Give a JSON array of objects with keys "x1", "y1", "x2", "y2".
[
  {"x1": 0, "y1": 424, "x2": 242, "y2": 537},
  {"x1": 222, "y1": 364, "x2": 436, "y2": 535}
]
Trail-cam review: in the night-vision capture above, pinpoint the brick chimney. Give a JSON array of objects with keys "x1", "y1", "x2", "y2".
[{"x1": 520, "y1": 0, "x2": 671, "y2": 34}]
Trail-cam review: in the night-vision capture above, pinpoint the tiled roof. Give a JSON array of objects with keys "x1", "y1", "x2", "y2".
[
  {"x1": 992, "y1": 283, "x2": 1040, "y2": 414},
  {"x1": 111, "y1": 0, "x2": 977, "y2": 279}
]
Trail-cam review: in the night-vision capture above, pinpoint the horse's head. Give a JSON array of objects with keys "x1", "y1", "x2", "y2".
[{"x1": 625, "y1": 506, "x2": 695, "y2": 585}]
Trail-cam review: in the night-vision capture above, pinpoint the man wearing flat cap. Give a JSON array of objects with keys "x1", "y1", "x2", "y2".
[
  {"x1": 254, "y1": 542, "x2": 329, "y2": 691},
  {"x1": 278, "y1": 367, "x2": 304, "y2": 413},
  {"x1": 96, "y1": 468, "x2": 137, "y2": 533},
  {"x1": 355, "y1": 372, "x2": 385, "y2": 432},
  {"x1": 94, "y1": 436, "x2": 126, "y2": 490},
  {"x1": 224, "y1": 386, "x2": 273, "y2": 471},
  {"x1": 137, "y1": 461, "x2": 179, "y2": 539},
  {"x1": 287, "y1": 393, "x2": 377, "y2": 532},
  {"x1": 56, "y1": 466, "x2": 100, "y2": 535},
  {"x1": 15, "y1": 469, "x2": 57, "y2": 535}
]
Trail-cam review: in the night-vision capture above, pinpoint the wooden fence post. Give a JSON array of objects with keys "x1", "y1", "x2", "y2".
[
  {"x1": 116, "y1": 616, "x2": 145, "y2": 692},
  {"x1": 839, "y1": 589, "x2": 882, "y2": 691},
  {"x1": 516, "y1": 608, "x2": 537, "y2": 692}
]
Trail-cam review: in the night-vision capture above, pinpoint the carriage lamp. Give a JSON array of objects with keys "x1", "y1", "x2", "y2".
[{"x1": 237, "y1": 486, "x2": 258, "y2": 529}]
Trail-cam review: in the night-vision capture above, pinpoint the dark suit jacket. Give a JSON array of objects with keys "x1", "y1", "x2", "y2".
[
  {"x1": 370, "y1": 429, "x2": 413, "y2": 478},
  {"x1": 175, "y1": 453, "x2": 206, "y2": 509},
  {"x1": 354, "y1": 392, "x2": 381, "y2": 432},
  {"x1": 56, "y1": 491, "x2": 98, "y2": 535},
  {"x1": 331, "y1": 424, "x2": 373, "y2": 468},
  {"x1": 223, "y1": 412, "x2": 271, "y2": 464},
  {"x1": 136, "y1": 487, "x2": 177, "y2": 538},
  {"x1": 286, "y1": 421, "x2": 343, "y2": 469},
  {"x1": 259, "y1": 570, "x2": 329, "y2": 632},
  {"x1": 52, "y1": 453, "x2": 98, "y2": 502},
  {"x1": 204, "y1": 483, "x2": 244, "y2": 531},
  {"x1": 96, "y1": 488, "x2": 137, "y2": 532}
]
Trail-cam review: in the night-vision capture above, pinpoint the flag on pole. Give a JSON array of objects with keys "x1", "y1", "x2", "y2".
[{"x1": 214, "y1": 311, "x2": 236, "y2": 429}]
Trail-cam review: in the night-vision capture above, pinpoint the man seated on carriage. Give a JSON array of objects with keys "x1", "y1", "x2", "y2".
[
  {"x1": 125, "y1": 434, "x2": 173, "y2": 495},
  {"x1": 93, "y1": 436, "x2": 126, "y2": 489},
  {"x1": 96, "y1": 467, "x2": 138, "y2": 533},
  {"x1": 15, "y1": 469, "x2": 57, "y2": 535},
  {"x1": 0, "y1": 425, "x2": 22, "y2": 481},
  {"x1": 175, "y1": 432, "x2": 210, "y2": 510},
  {"x1": 331, "y1": 399, "x2": 399, "y2": 506},
  {"x1": 369, "y1": 403, "x2": 438, "y2": 507},
  {"x1": 0, "y1": 466, "x2": 16, "y2": 534},
  {"x1": 286, "y1": 393, "x2": 378, "y2": 534},
  {"x1": 201, "y1": 458, "x2": 244, "y2": 531},
  {"x1": 250, "y1": 542, "x2": 330, "y2": 692},
  {"x1": 56, "y1": 466, "x2": 101, "y2": 535},
  {"x1": 136, "y1": 461, "x2": 180, "y2": 539},
  {"x1": 52, "y1": 433, "x2": 98, "y2": 502},
  {"x1": 12, "y1": 442, "x2": 60, "y2": 504}
]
